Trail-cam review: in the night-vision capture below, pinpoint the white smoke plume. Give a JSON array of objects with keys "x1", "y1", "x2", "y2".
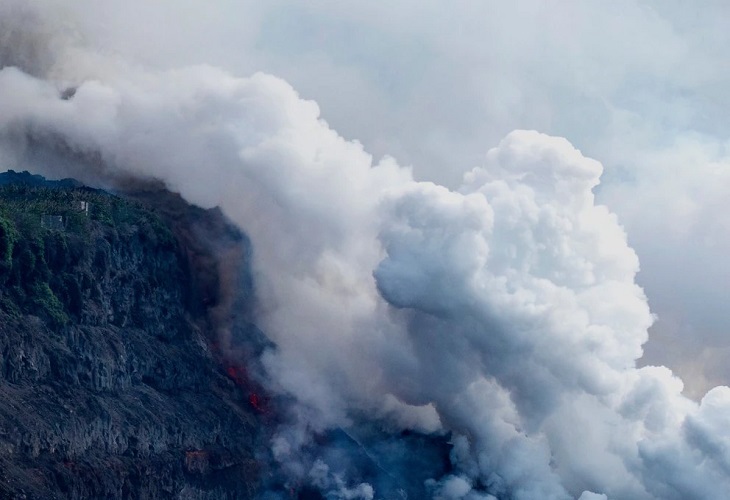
[
  {"x1": 2, "y1": 2, "x2": 730, "y2": 499},
  {"x1": 10, "y1": 0, "x2": 730, "y2": 398}
]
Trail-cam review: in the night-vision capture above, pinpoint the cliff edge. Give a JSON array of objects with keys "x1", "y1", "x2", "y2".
[{"x1": 0, "y1": 171, "x2": 261, "y2": 499}]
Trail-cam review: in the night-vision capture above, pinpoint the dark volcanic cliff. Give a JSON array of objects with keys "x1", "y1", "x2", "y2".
[{"x1": 0, "y1": 171, "x2": 262, "y2": 499}]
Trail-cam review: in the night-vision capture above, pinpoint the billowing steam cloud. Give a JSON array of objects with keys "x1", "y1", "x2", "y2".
[{"x1": 2, "y1": 2, "x2": 730, "y2": 499}]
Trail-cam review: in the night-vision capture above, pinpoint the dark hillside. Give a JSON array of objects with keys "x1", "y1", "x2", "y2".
[{"x1": 0, "y1": 171, "x2": 262, "y2": 499}]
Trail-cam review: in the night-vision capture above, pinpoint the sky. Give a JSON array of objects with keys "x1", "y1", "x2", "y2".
[
  {"x1": 2, "y1": 1, "x2": 730, "y2": 498},
  {"x1": 44, "y1": 0, "x2": 730, "y2": 397}
]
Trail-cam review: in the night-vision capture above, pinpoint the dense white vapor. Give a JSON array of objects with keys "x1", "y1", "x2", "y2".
[
  {"x1": 27, "y1": 0, "x2": 730, "y2": 397},
  {"x1": 3, "y1": 2, "x2": 730, "y2": 499}
]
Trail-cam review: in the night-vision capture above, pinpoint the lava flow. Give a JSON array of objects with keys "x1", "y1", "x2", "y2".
[{"x1": 225, "y1": 362, "x2": 270, "y2": 414}]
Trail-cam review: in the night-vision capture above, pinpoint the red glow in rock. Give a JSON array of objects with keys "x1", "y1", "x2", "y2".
[
  {"x1": 226, "y1": 365, "x2": 248, "y2": 386},
  {"x1": 249, "y1": 392, "x2": 264, "y2": 412}
]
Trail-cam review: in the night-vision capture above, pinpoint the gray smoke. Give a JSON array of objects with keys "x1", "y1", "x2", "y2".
[
  {"x1": 0, "y1": 1, "x2": 57, "y2": 76},
  {"x1": 2, "y1": 2, "x2": 730, "y2": 499}
]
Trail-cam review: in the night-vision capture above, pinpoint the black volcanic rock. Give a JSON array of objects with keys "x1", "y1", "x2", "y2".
[{"x1": 0, "y1": 173, "x2": 262, "y2": 499}]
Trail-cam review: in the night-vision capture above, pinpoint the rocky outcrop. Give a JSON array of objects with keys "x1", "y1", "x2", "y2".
[{"x1": 0, "y1": 172, "x2": 262, "y2": 499}]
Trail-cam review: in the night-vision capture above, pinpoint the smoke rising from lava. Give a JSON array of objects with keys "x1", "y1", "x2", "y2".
[{"x1": 2, "y1": 2, "x2": 730, "y2": 499}]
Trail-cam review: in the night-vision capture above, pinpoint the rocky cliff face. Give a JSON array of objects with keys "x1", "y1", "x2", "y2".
[{"x1": 0, "y1": 172, "x2": 262, "y2": 499}]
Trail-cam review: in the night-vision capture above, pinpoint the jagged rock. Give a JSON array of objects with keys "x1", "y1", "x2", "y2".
[{"x1": 0, "y1": 172, "x2": 262, "y2": 499}]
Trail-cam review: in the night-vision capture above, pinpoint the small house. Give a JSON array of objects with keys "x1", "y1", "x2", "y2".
[
  {"x1": 41, "y1": 215, "x2": 65, "y2": 231},
  {"x1": 76, "y1": 201, "x2": 90, "y2": 215}
]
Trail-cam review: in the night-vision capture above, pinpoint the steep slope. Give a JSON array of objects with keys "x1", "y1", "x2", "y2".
[{"x1": 0, "y1": 171, "x2": 261, "y2": 499}]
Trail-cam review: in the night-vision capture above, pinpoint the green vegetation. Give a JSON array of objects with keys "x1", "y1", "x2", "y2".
[
  {"x1": 30, "y1": 281, "x2": 69, "y2": 325},
  {"x1": 0, "y1": 183, "x2": 172, "y2": 238},
  {"x1": 0, "y1": 214, "x2": 17, "y2": 269},
  {"x1": 0, "y1": 183, "x2": 176, "y2": 328}
]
